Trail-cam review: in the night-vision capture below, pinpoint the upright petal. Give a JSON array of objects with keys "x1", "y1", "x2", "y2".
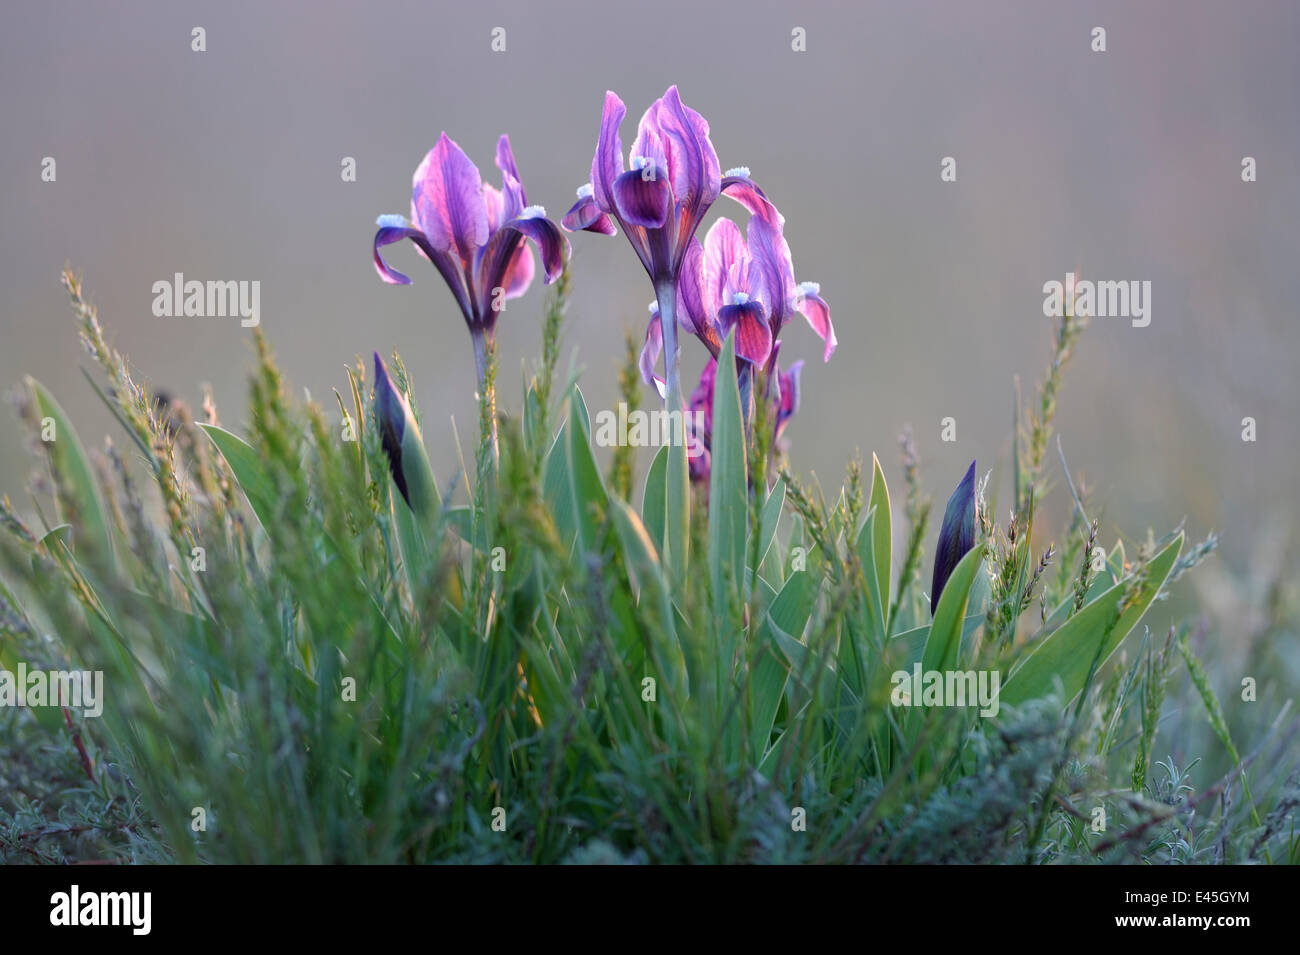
[
  {"x1": 655, "y1": 85, "x2": 722, "y2": 215},
  {"x1": 678, "y1": 239, "x2": 720, "y2": 354},
  {"x1": 495, "y1": 133, "x2": 527, "y2": 220},
  {"x1": 629, "y1": 110, "x2": 669, "y2": 176},
  {"x1": 703, "y1": 217, "x2": 748, "y2": 318},
  {"x1": 745, "y1": 211, "x2": 796, "y2": 328},
  {"x1": 931, "y1": 461, "x2": 978, "y2": 614},
  {"x1": 591, "y1": 91, "x2": 627, "y2": 214},
  {"x1": 412, "y1": 133, "x2": 490, "y2": 263}
]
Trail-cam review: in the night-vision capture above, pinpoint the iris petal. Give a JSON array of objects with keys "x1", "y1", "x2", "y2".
[
  {"x1": 795, "y1": 282, "x2": 837, "y2": 360},
  {"x1": 718, "y1": 300, "x2": 773, "y2": 365},
  {"x1": 562, "y1": 192, "x2": 618, "y2": 235},
  {"x1": 639, "y1": 307, "x2": 664, "y2": 388},
  {"x1": 506, "y1": 211, "x2": 569, "y2": 284},
  {"x1": 412, "y1": 133, "x2": 490, "y2": 262},
  {"x1": 612, "y1": 168, "x2": 671, "y2": 228},
  {"x1": 591, "y1": 91, "x2": 626, "y2": 214}
]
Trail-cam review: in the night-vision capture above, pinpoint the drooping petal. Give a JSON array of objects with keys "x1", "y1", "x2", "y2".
[
  {"x1": 562, "y1": 187, "x2": 618, "y2": 234},
  {"x1": 639, "y1": 305, "x2": 663, "y2": 387},
  {"x1": 505, "y1": 207, "x2": 568, "y2": 283},
  {"x1": 717, "y1": 298, "x2": 773, "y2": 365},
  {"x1": 373, "y1": 215, "x2": 474, "y2": 323},
  {"x1": 795, "y1": 282, "x2": 837, "y2": 360},
  {"x1": 721, "y1": 170, "x2": 784, "y2": 227},
  {"x1": 373, "y1": 216, "x2": 421, "y2": 285},
  {"x1": 591, "y1": 91, "x2": 627, "y2": 213},
  {"x1": 931, "y1": 461, "x2": 978, "y2": 614},
  {"x1": 612, "y1": 167, "x2": 671, "y2": 228},
  {"x1": 412, "y1": 133, "x2": 490, "y2": 263}
]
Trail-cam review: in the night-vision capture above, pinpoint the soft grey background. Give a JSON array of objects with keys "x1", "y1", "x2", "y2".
[{"x1": 2, "y1": 0, "x2": 1297, "y2": 575}]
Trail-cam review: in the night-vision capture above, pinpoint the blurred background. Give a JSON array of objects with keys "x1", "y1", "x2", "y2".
[{"x1": 1, "y1": 0, "x2": 1296, "y2": 609}]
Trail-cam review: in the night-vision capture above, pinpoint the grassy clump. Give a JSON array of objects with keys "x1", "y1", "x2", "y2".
[{"x1": 0, "y1": 268, "x2": 1295, "y2": 864}]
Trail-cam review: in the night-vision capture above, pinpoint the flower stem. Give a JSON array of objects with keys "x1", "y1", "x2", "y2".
[
  {"x1": 472, "y1": 331, "x2": 499, "y2": 480},
  {"x1": 656, "y1": 278, "x2": 689, "y2": 576}
]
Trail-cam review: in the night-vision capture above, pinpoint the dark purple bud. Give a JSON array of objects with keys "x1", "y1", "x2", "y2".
[
  {"x1": 931, "y1": 461, "x2": 977, "y2": 614},
  {"x1": 372, "y1": 353, "x2": 410, "y2": 507}
]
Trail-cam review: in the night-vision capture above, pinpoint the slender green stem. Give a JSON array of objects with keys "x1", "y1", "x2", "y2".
[
  {"x1": 472, "y1": 331, "x2": 499, "y2": 478},
  {"x1": 656, "y1": 278, "x2": 689, "y2": 577}
]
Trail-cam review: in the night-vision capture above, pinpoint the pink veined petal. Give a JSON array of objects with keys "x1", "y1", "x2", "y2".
[
  {"x1": 719, "y1": 300, "x2": 773, "y2": 365},
  {"x1": 499, "y1": 241, "x2": 535, "y2": 302},
  {"x1": 796, "y1": 284, "x2": 837, "y2": 360},
  {"x1": 703, "y1": 217, "x2": 748, "y2": 317},
  {"x1": 745, "y1": 212, "x2": 796, "y2": 328},
  {"x1": 678, "y1": 240, "x2": 721, "y2": 355},
  {"x1": 483, "y1": 183, "x2": 506, "y2": 233},
  {"x1": 591, "y1": 91, "x2": 627, "y2": 214},
  {"x1": 720, "y1": 173, "x2": 786, "y2": 234},
  {"x1": 412, "y1": 133, "x2": 490, "y2": 263}
]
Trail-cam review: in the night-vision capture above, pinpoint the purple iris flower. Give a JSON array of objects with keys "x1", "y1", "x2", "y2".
[
  {"x1": 562, "y1": 86, "x2": 722, "y2": 285},
  {"x1": 563, "y1": 86, "x2": 774, "y2": 417},
  {"x1": 638, "y1": 212, "x2": 836, "y2": 393},
  {"x1": 373, "y1": 132, "x2": 569, "y2": 386}
]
